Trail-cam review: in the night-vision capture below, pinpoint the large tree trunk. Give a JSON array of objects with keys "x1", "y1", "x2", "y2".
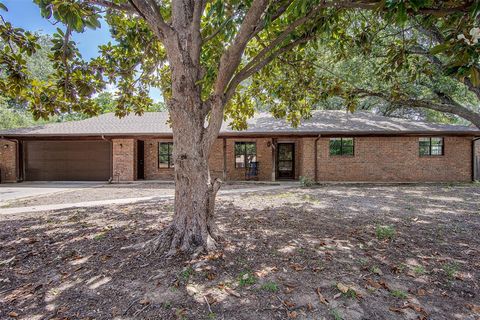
[{"x1": 147, "y1": 96, "x2": 223, "y2": 256}]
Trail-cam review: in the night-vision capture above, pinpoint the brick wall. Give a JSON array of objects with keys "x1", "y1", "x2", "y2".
[
  {"x1": 316, "y1": 136, "x2": 472, "y2": 182},
  {"x1": 136, "y1": 135, "x2": 475, "y2": 183},
  {"x1": 0, "y1": 139, "x2": 17, "y2": 183},
  {"x1": 112, "y1": 139, "x2": 136, "y2": 181},
  {"x1": 299, "y1": 137, "x2": 316, "y2": 180}
]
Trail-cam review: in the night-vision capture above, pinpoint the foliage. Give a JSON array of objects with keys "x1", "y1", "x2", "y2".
[{"x1": 0, "y1": 0, "x2": 478, "y2": 126}]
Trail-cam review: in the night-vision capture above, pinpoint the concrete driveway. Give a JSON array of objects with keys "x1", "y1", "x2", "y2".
[{"x1": 0, "y1": 182, "x2": 104, "y2": 203}]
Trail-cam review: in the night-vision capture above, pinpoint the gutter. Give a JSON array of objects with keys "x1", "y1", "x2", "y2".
[{"x1": 314, "y1": 135, "x2": 321, "y2": 183}]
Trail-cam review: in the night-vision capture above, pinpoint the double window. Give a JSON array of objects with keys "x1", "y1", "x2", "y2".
[
  {"x1": 329, "y1": 137, "x2": 354, "y2": 156},
  {"x1": 158, "y1": 142, "x2": 174, "y2": 168},
  {"x1": 235, "y1": 142, "x2": 257, "y2": 168},
  {"x1": 419, "y1": 137, "x2": 444, "y2": 156}
]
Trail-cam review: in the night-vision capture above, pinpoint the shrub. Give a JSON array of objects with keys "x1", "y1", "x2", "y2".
[{"x1": 299, "y1": 176, "x2": 315, "y2": 187}]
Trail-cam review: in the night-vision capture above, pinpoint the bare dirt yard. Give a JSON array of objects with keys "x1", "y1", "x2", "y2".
[{"x1": 1, "y1": 183, "x2": 479, "y2": 320}]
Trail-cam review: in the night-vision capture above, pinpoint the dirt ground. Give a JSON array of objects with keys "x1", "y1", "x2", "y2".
[
  {"x1": 0, "y1": 182, "x2": 260, "y2": 208},
  {"x1": 1, "y1": 183, "x2": 479, "y2": 320}
]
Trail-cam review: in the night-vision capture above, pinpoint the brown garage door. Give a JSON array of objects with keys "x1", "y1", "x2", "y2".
[{"x1": 25, "y1": 141, "x2": 111, "y2": 181}]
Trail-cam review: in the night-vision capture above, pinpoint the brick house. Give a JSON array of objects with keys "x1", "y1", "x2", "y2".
[{"x1": 0, "y1": 110, "x2": 479, "y2": 183}]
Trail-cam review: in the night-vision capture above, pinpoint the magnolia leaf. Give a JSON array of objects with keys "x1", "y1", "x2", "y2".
[
  {"x1": 0, "y1": 2, "x2": 7, "y2": 11},
  {"x1": 429, "y1": 43, "x2": 449, "y2": 55},
  {"x1": 470, "y1": 67, "x2": 480, "y2": 87}
]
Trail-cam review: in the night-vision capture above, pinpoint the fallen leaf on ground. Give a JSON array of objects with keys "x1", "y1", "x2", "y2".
[
  {"x1": 467, "y1": 304, "x2": 480, "y2": 313},
  {"x1": 284, "y1": 300, "x2": 296, "y2": 308},
  {"x1": 315, "y1": 288, "x2": 329, "y2": 305},
  {"x1": 8, "y1": 311, "x2": 18, "y2": 318},
  {"x1": 287, "y1": 311, "x2": 297, "y2": 318},
  {"x1": 224, "y1": 287, "x2": 240, "y2": 297},
  {"x1": 389, "y1": 306, "x2": 406, "y2": 314},
  {"x1": 336, "y1": 282, "x2": 349, "y2": 293}
]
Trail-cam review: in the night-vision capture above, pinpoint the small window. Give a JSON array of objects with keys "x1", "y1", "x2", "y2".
[
  {"x1": 235, "y1": 142, "x2": 257, "y2": 168},
  {"x1": 158, "y1": 142, "x2": 174, "y2": 168},
  {"x1": 329, "y1": 138, "x2": 354, "y2": 156},
  {"x1": 419, "y1": 137, "x2": 444, "y2": 156}
]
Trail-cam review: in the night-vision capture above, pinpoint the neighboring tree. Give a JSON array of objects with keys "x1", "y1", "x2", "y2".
[
  {"x1": 0, "y1": 1, "x2": 478, "y2": 255},
  {"x1": 252, "y1": 10, "x2": 480, "y2": 128}
]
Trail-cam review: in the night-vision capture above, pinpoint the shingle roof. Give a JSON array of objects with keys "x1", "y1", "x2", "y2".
[{"x1": 0, "y1": 110, "x2": 478, "y2": 137}]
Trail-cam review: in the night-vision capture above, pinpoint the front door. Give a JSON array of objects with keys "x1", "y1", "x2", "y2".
[{"x1": 277, "y1": 143, "x2": 295, "y2": 179}]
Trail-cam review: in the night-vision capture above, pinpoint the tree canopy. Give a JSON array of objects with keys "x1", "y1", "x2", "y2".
[{"x1": 0, "y1": 1, "x2": 479, "y2": 126}]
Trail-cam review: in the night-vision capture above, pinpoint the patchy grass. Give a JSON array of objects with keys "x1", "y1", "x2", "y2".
[
  {"x1": 390, "y1": 290, "x2": 408, "y2": 299},
  {"x1": 375, "y1": 224, "x2": 396, "y2": 240},
  {"x1": 260, "y1": 281, "x2": 279, "y2": 292},
  {"x1": 1, "y1": 184, "x2": 479, "y2": 320},
  {"x1": 238, "y1": 271, "x2": 256, "y2": 287}
]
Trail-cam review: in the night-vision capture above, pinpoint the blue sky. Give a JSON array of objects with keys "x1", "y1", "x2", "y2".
[{"x1": 3, "y1": 0, "x2": 162, "y2": 101}]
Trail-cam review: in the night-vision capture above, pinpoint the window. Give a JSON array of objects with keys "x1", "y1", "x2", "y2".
[
  {"x1": 235, "y1": 142, "x2": 257, "y2": 168},
  {"x1": 158, "y1": 142, "x2": 174, "y2": 168},
  {"x1": 329, "y1": 138, "x2": 354, "y2": 156},
  {"x1": 419, "y1": 137, "x2": 444, "y2": 156}
]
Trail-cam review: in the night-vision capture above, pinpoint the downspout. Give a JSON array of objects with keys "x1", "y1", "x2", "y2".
[
  {"x1": 473, "y1": 137, "x2": 480, "y2": 182},
  {"x1": 101, "y1": 135, "x2": 113, "y2": 183},
  {"x1": 314, "y1": 135, "x2": 321, "y2": 183},
  {"x1": 1, "y1": 136, "x2": 20, "y2": 182}
]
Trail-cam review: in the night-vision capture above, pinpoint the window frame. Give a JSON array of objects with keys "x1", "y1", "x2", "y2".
[
  {"x1": 234, "y1": 141, "x2": 257, "y2": 169},
  {"x1": 158, "y1": 142, "x2": 174, "y2": 169},
  {"x1": 419, "y1": 137, "x2": 444, "y2": 157},
  {"x1": 329, "y1": 137, "x2": 355, "y2": 156}
]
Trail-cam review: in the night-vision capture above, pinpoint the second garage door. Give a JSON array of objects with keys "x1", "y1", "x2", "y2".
[{"x1": 25, "y1": 140, "x2": 111, "y2": 181}]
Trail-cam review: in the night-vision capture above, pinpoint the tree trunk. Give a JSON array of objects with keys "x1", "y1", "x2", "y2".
[{"x1": 147, "y1": 97, "x2": 223, "y2": 256}]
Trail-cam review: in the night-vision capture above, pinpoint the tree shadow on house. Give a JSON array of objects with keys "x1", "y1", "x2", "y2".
[{"x1": 0, "y1": 184, "x2": 479, "y2": 320}]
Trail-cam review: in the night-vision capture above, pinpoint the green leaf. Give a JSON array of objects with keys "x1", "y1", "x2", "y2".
[
  {"x1": 429, "y1": 43, "x2": 449, "y2": 55},
  {"x1": 0, "y1": 2, "x2": 8, "y2": 11},
  {"x1": 470, "y1": 67, "x2": 480, "y2": 87}
]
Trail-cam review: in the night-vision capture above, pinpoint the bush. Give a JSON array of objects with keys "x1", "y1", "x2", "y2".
[{"x1": 299, "y1": 176, "x2": 315, "y2": 187}]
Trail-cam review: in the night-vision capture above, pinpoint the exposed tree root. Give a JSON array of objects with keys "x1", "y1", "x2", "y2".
[{"x1": 125, "y1": 179, "x2": 224, "y2": 258}]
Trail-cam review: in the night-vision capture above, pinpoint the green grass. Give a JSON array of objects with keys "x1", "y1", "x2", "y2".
[
  {"x1": 179, "y1": 266, "x2": 194, "y2": 282},
  {"x1": 442, "y1": 262, "x2": 459, "y2": 280},
  {"x1": 375, "y1": 225, "x2": 396, "y2": 240},
  {"x1": 260, "y1": 281, "x2": 279, "y2": 292},
  {"x1": 238, "y1": 271, "x2": 256, "y2": 287},
  {"x1": 330, "y1": 308, "x2": 343, "y2": 320},
  {"x1": 390, "y1": 290, "x2": 408, "y2": 299},
  {"x1": 413, "y1": 265, "x2": 426, "y2": 275}
]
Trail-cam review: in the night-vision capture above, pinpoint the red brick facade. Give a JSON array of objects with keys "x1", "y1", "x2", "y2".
[
  {"x1": 1, "y1": 136, "x2": 477, "y2": 183},
  {"x1": 112, "y1": 139, "x2": 136, "y2": 182},
  {"x1": 313, "y1": 136, "x2": 472, "y2": 182},
  {"x1": 0, "y1": 139, "x2": 17, "y2": 183},
  {"x1": 138, "y1": 135, "x2": 475, "y2": 182}
]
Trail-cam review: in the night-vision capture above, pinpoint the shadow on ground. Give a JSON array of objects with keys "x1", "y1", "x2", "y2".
[{"x1": 0, "y1": 184, "x2": 479, "y2": 320}]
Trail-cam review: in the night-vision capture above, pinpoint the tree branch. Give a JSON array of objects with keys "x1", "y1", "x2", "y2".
[{"x1": 352, "y1": 88, "x2": 480, "y2": 128}]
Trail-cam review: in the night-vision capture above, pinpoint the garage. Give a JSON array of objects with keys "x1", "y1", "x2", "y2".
[{"x1": 24, "y1": 140, "x2": 111, "y2": 181}]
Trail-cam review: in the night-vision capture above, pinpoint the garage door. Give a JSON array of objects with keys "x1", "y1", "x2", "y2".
[{"x1": 25, "y1": 141, "x2": 111, "y2": 181}]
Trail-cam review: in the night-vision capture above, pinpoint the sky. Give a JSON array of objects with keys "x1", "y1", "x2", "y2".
[{"x1": 2, "y1": 0, "x2": 162, "y2": 101}]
